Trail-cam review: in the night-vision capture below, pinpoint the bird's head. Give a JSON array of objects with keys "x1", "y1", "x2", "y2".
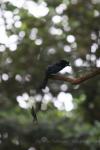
[{"x1": 60, "y1": 60, "x2": 70, "y2": 66}]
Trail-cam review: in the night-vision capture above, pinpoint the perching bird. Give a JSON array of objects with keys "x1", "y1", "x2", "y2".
[{"x1": 40, "y1": 60, "x2": 70, "y2": 89}]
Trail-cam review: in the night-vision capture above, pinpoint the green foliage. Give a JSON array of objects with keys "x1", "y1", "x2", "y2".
[{"x1": 0, "y1": 0, "x2": 100, "y2": 149}]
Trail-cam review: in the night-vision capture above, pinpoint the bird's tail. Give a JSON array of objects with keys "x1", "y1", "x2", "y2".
[
  {"x1": 39, "y1": 75, "x2": 48, "y2": 89},
  {"x1": 31, "y1": 106, "x2": 38, "y2": 124}
]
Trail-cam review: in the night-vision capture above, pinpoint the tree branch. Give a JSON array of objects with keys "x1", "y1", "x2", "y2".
[{"x1": 49, "y1": 68, "x2": 100, "y2": 85}]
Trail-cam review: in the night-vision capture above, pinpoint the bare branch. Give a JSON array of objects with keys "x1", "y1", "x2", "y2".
[{"x1": 49, "y1": 68, "x2": 100, "y2": 85}]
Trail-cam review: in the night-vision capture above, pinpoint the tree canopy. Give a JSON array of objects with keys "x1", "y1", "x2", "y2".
[{"x1": 0, "y1": 0, "x2": 100, "y2": 150}]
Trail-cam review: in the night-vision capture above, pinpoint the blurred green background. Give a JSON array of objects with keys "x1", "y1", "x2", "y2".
[{"x1": 0, "y1": 0, "x2": 100, "y2": 149}]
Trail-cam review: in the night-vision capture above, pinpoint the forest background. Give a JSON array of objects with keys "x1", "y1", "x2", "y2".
[{"x1": 0, "y1": 0, "x2": 100, "y2": 149}]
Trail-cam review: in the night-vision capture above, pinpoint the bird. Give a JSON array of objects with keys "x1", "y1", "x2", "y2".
[{"x1": 40, "y1": 60, "x2": 70, "y2": 89}]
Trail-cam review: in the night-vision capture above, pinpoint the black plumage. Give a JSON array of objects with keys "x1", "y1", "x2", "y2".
[
  {"x1": 31, "y1": 106, "x2": 38, "y2": 123},
  {"x1": 40, "y1": 60, "x2": 69, "y2": 89}
]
